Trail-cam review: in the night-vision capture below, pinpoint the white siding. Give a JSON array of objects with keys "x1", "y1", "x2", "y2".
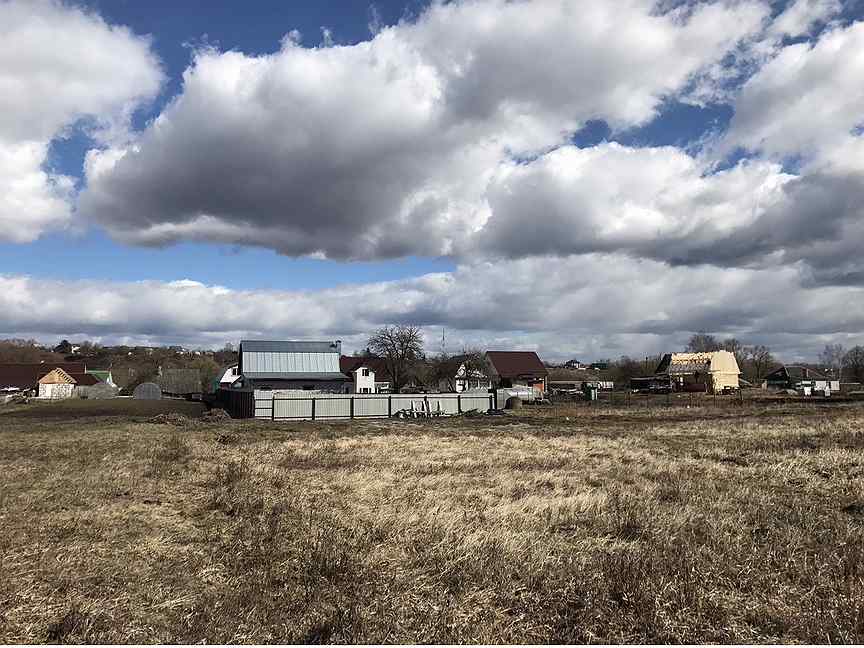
[{"x1": 353, "y1": 367, "x2": 376, "y2": 393}]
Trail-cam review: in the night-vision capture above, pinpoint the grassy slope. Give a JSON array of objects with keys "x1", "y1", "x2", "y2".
[{"x1": 1, "y1": 404, "x2": 863, "y2": 643}]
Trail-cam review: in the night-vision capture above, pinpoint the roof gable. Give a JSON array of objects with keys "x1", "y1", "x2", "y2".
[
  {"x1": 38, "y1": 368, "x2": 76, "y2": 384},
  {"x1": 486, "y1": 351, "x2": 547, "y2": 378}
]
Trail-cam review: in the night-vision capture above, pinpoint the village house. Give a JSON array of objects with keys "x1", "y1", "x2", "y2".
[
  {"x1": 485, "y1": 351, "x2": 548, "y2": 396},
  {"x1": 339, "y1": 356, "x2": 391, "y2": 394},
  {"x1": 654, "y1": 351, "x2": 741, "y2": 393},
  {"x1": 0, "y1": 362, "x2": 104, "y2": 400},
  {"x1": 764, "y1": 365, "x2": 840, "y2": 394},
  {"x1": 229, "y1": 340, "x2": 349, "y2": 392},
  {"x1": 435, "y1": 354, "x2": 491, "y2": 393}
]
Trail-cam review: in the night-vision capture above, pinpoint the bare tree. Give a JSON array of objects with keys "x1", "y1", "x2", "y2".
[
  {"x1": 686, "y1": 332, "x2": 721, "y2": 352},
  {"x1": 430, "y1": 353, "x2": 458, "y2": 392},
  {"x1": 721, "y1": 338, "x2": 747, "y2": 369},
  {"x1": 745, "y1": 345, "x2": 774, "y2": 383},
  {"x1": 819, "y1": 343, "x2": 845, "y2": 380},
  {"x1": 367, "y1": 325, "x2": 424, "y2": 393},
  {"x1": 843, "y1": 346, "x2": 864, "y2": 383}
]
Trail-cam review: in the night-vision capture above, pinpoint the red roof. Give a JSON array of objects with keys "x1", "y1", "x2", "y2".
[
  {"x1": 485, "y1": 351, "x2": 548, "y2": 379},
  {"x1": 0, "y1": 363, "x2": 86, "y2": 389}
]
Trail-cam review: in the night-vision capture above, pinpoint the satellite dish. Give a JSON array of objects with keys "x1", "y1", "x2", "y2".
[{"x1": 132, "y1": 382, "x2": 162, "y2": 400}]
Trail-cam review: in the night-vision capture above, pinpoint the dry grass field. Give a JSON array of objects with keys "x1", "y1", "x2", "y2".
[{"x1": 1, "y1": 400, "x2": 863, "y2": 643}]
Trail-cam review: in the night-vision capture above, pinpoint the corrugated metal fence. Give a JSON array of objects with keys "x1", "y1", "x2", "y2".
[{"x1": 250, "y1": 391, "x2": 494, "y2": 421}]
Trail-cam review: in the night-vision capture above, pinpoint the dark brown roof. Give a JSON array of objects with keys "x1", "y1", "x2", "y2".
[
  {"x1": 69, "y1": 373, "x2": 100, "y2": 386},
  {"x1": 486, "y1": 351, "x2": 548, "y2": 379},
  {"x1": 0, "y1": 363, "x2": 86, "y2": 389},
  {"x1": 340, "y1": 356, "x2": 389, "y2": 378},
  {"x1": 767, "y1": 365, "x2": 829, "y2": 381}
]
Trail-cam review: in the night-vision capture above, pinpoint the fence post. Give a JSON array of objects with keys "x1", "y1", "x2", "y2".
[
  {"x1": 350, "y1": 396, "x2": 354, "y2": 420},
  {"x1": 388, "y1": 395, "x2": 392, "y2": 418},
  {"x1": 424, "y1": 395, "x2": 429, "y2": 416},
  {"x1": 271, "y1": 394, "x2": 275, "y2": 421},
  {"x1": 457, "y1": 394, "x2": 462, "y2": 414},
  {"x1": 311, "y1": 397, "x2": 316, "y2": 421}
]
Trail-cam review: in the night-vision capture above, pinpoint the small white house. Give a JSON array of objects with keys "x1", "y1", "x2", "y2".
[
  {"x1": 351, "y1": 366, "x2": 376, "y2": 394},
  {"x1": 340, "y1": 356, "x2": 391, "y2": 394},
  {"x1": 453, "y1": 360, "x2": 491, "y2": 392}
]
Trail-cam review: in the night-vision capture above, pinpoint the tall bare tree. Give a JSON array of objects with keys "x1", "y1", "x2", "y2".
[
  {"x1": 745, "y1": 345, "x2": 774, "y2": 382},
  {"x1": 819, "y1": 343, "x2": 845, "y2": 380},
  {"x1": 721, "y1": 338, "x2": 747, "y2": 369},
  {"x1": 686, "y1": 332, "x2": 721, "y2": 352},
  {"x1": 367, "y1": 325, "x2": 424, "y2": 393},
  {"x1": 843, "y1": 346, "x2": 864, "y2": 383}
]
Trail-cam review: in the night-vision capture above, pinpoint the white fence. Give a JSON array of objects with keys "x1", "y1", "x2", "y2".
[
  {"x1": 253, "y1": 390, "x2": 494, "y2": 421},
  {"x1": 496, "y1": 386, "x2": 537, "y2": 404}
]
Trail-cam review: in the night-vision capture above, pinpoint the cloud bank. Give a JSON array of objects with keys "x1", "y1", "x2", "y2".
[{"x1": 3, "y1": 253, "x2": 864, "y2": 359}]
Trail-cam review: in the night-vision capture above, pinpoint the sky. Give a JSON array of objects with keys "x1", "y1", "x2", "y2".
[{"x1": 1, "y1": 0, "x2": 864, "y2": 362}]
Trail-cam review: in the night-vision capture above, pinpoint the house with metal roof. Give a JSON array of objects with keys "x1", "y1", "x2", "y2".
[{"x1": 233, "y1": 340, "x2": 349, "y2": 392}]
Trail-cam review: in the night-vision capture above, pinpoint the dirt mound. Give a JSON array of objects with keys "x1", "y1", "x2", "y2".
[
  {"x1": 147, "y1": 413, "x2": 191, "y2": 426},
  {"x1": 201, "y1": 408, "x2": 231, "y2": 423}
]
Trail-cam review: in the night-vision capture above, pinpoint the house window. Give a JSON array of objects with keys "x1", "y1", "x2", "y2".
[
  {"x1": 361, "y1": 387, "x2": 371, "y2": 393},
  {"x1": 231, "y1": 367, "x2": 238, "y2": 375},
  {"x1": 362, "y1": 368, "x2": 370, "y2": 376}
]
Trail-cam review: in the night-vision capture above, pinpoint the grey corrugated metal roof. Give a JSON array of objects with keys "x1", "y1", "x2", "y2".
[
  {"x1": 240, "y1": 340, "x2": 340, "y2": 353},
  {"x1": 242, "y1": 350, "x2": 340, "y2": 374},
  {"x1": 244, "y1": 372, "x2": 348, "y2": 381}
]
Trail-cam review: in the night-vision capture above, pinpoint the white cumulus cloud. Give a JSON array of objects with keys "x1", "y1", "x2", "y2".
[
  {"x1": 79, "y1": 0, "x2": 768, "y2": 260},
  {"x1": 0, "y1": 0, "x2": 162, "y2": 241}
]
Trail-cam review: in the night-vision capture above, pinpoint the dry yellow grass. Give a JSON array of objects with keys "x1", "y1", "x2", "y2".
[{"x1": 1, "y1": 402, "x2": 863, "y2": 643}]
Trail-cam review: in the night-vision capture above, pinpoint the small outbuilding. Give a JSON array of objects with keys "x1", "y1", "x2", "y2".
[{"x1": 133, "y1": 382, "x2": 162, "y2": 400}]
